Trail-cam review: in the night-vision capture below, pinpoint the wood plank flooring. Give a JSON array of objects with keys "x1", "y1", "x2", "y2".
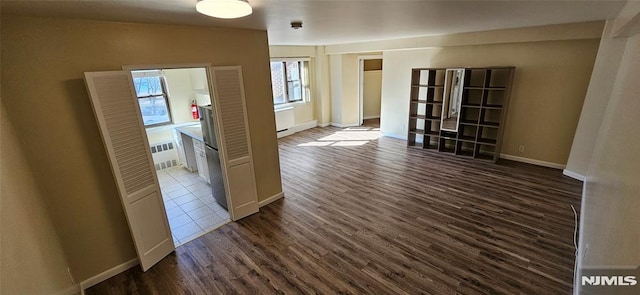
[{"x1": 86, "y1": 124, "x2": 582, "y2": 294}]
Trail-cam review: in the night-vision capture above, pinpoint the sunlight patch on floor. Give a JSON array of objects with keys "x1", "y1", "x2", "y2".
[{"x1": 297, "y1": 127, "x2": 381, "y2": 147}]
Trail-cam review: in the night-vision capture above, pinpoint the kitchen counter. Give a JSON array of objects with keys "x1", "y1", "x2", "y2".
[{"x1": 175, "y1": 124, "x2": 203, "y2": 142}]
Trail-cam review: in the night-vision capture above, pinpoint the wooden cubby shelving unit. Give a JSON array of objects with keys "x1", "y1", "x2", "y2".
[{"x1": 407, "y1": 67, "x2": 515, "y2": 163}]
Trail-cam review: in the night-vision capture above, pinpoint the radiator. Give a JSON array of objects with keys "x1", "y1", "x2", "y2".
[
  {"x1": 275, "y1": 107, "x2": 295, "y2": 132},
  {"x1": 150, "y1": 141, "x2": 179, "y2": 170}
]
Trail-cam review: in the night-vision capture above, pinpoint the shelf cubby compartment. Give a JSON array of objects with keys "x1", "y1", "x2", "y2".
[
  {"x1": 425, "y1": 119, "x2": 441, "y2": 136},
  {"x1": 483, "y1": 90, "x2": 505, "y2": 108},
  {"x1": 475, "y1": 144, "x2": 496, "y2": 161},
  {"x1": 480, "y1": 108, "x2": 502, "y2": 127},
  {"x1": 409, "y1": 100, "x2": 426, "y2": 117},
  {"x1": 415, "y1": 86, "x2": 445, "y2": 102},
  {"x1": 487, "y1": 68, "x2": 512, "y2": 88},
  {"x1": 414, "y1": 69, "x2": 446, "y2": 87},
  {"x1": 462, "y1": 88, "x2": 483, "y2": 106},
  {"x1": 457, "y1": 124, "x2": 478, "y2": 142},
  {"x1": 439, "y1": 137, "x2": 457, "y2": 153},
  {"x1": 477, "y1": 126, "x2": 498, "y2": 145},
  {"x1": 456, "y1": 141, "x2": 476, "y2": 157},
  {"x1": 461, "y1": 107, "x2": 480, "y2": 124},
  {"x1": 414, "y1": 118, "x2": 426, "y2": 132},
  {"x1": 464, "y1": 69, "x2": 486, "y2": 88},
  {"x1": 408, "y1": 133, "x2": 424, "y2": 148},
  {"x1": 423, "y1": 135, "x2": 440, "y2": 149},
  {"x1": 427, "y1": 103, "x2": 442, "y2": 119}
]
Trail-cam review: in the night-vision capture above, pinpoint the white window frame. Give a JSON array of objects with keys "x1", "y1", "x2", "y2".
[
  {"x1": 131, "y1": 70, "x2": 173, "y2": 127},
  {"x1": 270, "y1": 58, "x2": 311, "y2": 107}
]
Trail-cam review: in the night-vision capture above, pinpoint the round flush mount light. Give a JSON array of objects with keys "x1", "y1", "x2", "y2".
[{"x1": 196, "y1": 0, "x2": 253, "y2": 19}]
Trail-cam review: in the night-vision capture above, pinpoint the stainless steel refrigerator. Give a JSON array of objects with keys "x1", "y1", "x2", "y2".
[{"x1": 198, "y1": 105, "x2": 227, "y2": 209}]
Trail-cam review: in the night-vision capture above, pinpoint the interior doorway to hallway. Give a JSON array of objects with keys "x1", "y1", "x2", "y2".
[{"x1": 358, "y1": 57, "x2": 383, "y2": 126}]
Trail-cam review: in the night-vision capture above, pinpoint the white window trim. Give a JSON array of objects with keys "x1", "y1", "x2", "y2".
[
  {"x1": 132, "y1": 71, "x2": 173, "y2": 127},
  {"x1": 270, "y1": 58, "x2": 311, "y2": 106}
]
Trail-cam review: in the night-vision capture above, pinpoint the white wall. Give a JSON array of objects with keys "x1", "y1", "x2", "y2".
[
  {"x1": 363, "y1": 70, "x2": 382, "y2": 119},
  {"x1": 574, "y1": 5, "x2": 640, "y2": 293},
  {"x1": 164, "y1": 68, "x2": 200, "y2": 125},
  {"x1": 565, "y1": 22, "x2": 628, "y2": 178},
  {"x1": 578, "y1": 33, "x2": 640, "y2": 265},
  {"x1": 380, "y1": 49, "x2": 438, "y2": 139}
]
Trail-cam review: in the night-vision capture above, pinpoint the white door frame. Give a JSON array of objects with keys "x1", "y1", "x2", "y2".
[
  {"x1": 122, "y1": 62, "x2": 234, "y2": 216},
  {"x1": 357, "y1": 55, "x2": 383, "y2": 126},
  {"x1": 122, "y1": 63, "x2": 257, "y2": 221},
  {"x1": 122, "y1": 62, "x2": 230, "y2": 204}
]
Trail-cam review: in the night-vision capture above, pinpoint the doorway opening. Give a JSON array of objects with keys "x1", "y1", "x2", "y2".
[
  {"x1": 131, "y1": 67, "x2": 230, "y2": 247},
  {"x1": 358, "y1": 56, "x2": 383, "y2": 127}
]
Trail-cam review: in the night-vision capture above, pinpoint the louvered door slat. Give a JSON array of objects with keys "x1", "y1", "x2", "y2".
[{"x1": 212, "y1": 68, "x2": 250, "y2": 161}]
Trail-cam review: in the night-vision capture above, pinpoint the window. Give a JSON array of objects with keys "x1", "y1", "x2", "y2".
[
  {"x1": 270, "y1": 60, "x2": 309, "y2": 105},
  {"x1": 132, "y1": 71, "x2": 172, "y2": 127}
]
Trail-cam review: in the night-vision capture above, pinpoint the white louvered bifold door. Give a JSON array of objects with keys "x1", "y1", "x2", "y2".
[
  {"x1": 84, "y1": 71, "x2": 174, "y2": 271},
  {"x1": 209, "y1": 66, "x2": 259, "y2": 220}
]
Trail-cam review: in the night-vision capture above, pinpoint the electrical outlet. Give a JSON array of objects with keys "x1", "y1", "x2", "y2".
[{"x1": 518, "y1": 145, "x2": 525, "y2": 153}]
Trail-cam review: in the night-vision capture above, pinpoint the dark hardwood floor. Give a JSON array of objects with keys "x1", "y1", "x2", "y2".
[{"x1": 87, "y1": 125, "x2": 582, "y2": 294}]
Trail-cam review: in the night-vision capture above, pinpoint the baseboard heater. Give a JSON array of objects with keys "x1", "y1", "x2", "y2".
[
  {"x1": 150, "y1": 141, "x2": 178, "y2": 170},
  {"x1": 275, "y1": 107, "x2": 295, "y2": 132}
]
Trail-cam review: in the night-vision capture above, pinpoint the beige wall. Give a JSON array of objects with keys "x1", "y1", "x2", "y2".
[
  {"x1": 1, "y1": 15, "x2": 281, "y2": 281},
  {"x1": 380, "y1": 38, "x2": 599, "y2": 165},
  {"x1": 1, "y1": 106, "x2": 76, "y2": 294},
  {"x1": 363, "y1": 70, "x2": 382, "y2": 119}
]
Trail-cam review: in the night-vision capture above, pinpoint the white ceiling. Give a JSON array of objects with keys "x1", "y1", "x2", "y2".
[{"x1": 1, "y1": 0, "x2": 627, "y2": 45}]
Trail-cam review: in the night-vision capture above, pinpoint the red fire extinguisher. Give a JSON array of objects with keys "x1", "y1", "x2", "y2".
[{"x1": 191, "y1": 100, "x2": 199, "y2": 119}]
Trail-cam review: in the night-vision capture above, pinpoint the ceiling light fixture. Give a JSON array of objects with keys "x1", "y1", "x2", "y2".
[{"x1": 196, "y1": 0, "x2": 253, "y2": 19}]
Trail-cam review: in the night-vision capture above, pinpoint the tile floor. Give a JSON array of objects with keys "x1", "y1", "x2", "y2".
[{"x1": 157, "y1": 167, "x2": 230, "y2": 246}]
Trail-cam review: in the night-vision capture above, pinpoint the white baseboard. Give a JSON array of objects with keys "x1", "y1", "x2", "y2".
[
  {"x1": 56, "y1": 284, "x2": 81, "y2": 295},
  {"x1": 499, "y1": 154, "x2": 566, "y2": 169},
  {"x1": 276, "y1": 129, "x2": 294, "y2": 138},
  {"x1": 363, "y1": 115, "x2": 380, "y2": 119},
  {"x1": 277, "y1": 120, "x2": 318, "y2": 138},
  {"x1": 80, "y1": 258, "x2": 139, "y2": 292},
  {"x1": 563, "y1": 169, "x2": 586, "y2": 181},
  {"x1": 330, "y1": 122, "x2": 360, "y2": 128},
  {"x1": 259, "y1": 191, "x2": 284, "y2": 207},
  {"x1": 382, "y1": 132, "x2": 407, "y2": 140},
  {"x1": 318, "y1": 122, "x2": 330, "y2": 127},
  {"x1": 291, "y1": 120, "x2": 317, "y2": 133}
]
